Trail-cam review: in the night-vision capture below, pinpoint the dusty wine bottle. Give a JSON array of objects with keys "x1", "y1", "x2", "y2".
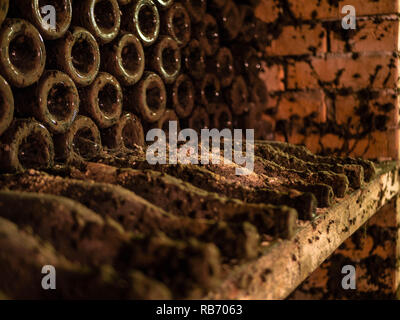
[
  {"x1": 193, "y1": 14, "x2": 219, "y2": 56},
  {"x1": 102, "y1": 112, "x2": 145, "y2": 149},
  {"x1": 0, "y1": 75, "x2": 13, "y2": 137},
  {"x1": 102, "y1": 32, "x2": 145, "y2": 86},
  {"x1": 80, "y1": 72, "x2": 123, "y2": 129},
  {"x1": 48, "y1": 27, "x2": 100, "y2": 87},
  {"x1": 15, "y1": 70, "x2": 79, "y2": 134},
  {"x1": 169, "y1": 73, "x2": 194, "y2": 118},
  {"x1": 217, "y1": 0, "x2": 242, "y2": 41},
  {"x1": 0, "y1": 213, "x2": 172, "y2": 299},
  {"x1": 0, "y1": 18, "x2": 46, "y2": 88},
  {"x1": 0, "y1": 0, "x2": 8, "y2": 26},
  {"x1": 0, "y1": 119, "x2": 54, "y2": 172},
  {"x1": 126, "y1": 71, "x2": 167, "y2": 123},
  {"x1": 250, "y1": 77, "x2": 268, "y2": 108},
  {"x1": 152, "y1": 109, "x2": 179, "y2": 134},
  {"x1": 180, "y1": 0, "x2": 206, "y2": 23},
  {"x1": 54, "y1": 115, "x2": 102, "y2": 164},
  {"x1": 237, "y1": 4, "x2": 257, "y2": 43},
  {"x1": 147, "y1": 35, "x2": 181, "y2": 84},
  {"x1": 72, "y1": 0, "x2": 121, "y2": 44},
  {"x1": 121, "y1": 0, "x2": 160, "y2": 46},
  {"x1": 208, "y1": 0, "x2": 226, "y2": 10},
  {"x1": 225, "y1": 76, "x2": 249, "y2": 115},
  {"x1": 232, "y1": 45, "x2": 262, "y2": 83},
  {"x1": 212, "y1": 104, "x2": 232, "y2": 129},
  {"x1": 76, "y1": 162, "x2": 298, "y2": 239},
  {"x1": 154, "y1": 0, "x2": 174, "y2": 9},
  {"x1": 182, "y1": 39, "x2": 206, "y2": 81},
  {"x1": 186, "y1": 107, "x2": 210, "y2": 133},
  {"x1": 263, "y1": 140, "x2": 376, "y2": 182},
  {"x1": 14, "y1": 0, "x2": 72, "y2": 40},
  {"x1": 197, "y1": 73, "x2": 221, "y2": 114},
  {"x1": 208, "y1": 47, "x2": 234, "y2": 87},
  {"x1": 162, "y1": 3, "x2": 191, "y2": 48}
]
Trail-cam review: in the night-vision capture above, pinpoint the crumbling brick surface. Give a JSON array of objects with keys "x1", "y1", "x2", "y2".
[{"x1": 257, "y1": 0, "x2": 400, "y2": 160}]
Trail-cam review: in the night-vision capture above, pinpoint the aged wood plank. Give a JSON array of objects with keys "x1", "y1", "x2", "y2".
[{"x1": 206, "y1": 162, "x2": 400, "y2": 300}]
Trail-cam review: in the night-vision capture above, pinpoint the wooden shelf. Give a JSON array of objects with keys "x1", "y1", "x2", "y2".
[{"x1": 206, "y1": 162, "x2": 400, "y2": 299}]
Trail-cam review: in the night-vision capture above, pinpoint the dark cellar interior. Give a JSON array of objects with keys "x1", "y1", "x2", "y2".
[{"x1": 0, "y1": 0, "x2": 399, "y2": 301}]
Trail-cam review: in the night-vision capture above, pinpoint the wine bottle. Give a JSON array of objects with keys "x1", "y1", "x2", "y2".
[
  {"x1": 208, "y1": 0, "x2": 226, "y2": 10},
  {"x1": 208, "y1": 47, "x2": 234, "y2": 87},
  {"x1": 72, "y1": 162, "x2": 298, "y2": 239},
  {"x1": 197, "y1": 73, "x2": 221, "y2": 114},
  {"x1": 80, "y1": 72, "x2": 123, "y2": 129},
  {"x1": 125, "y1": 71, "x2": 167, "y2": 123},
  {"x1": 130, "y1": 159, "x2": 318, "y2": 219},
  {"x1": 250, "y1": 77, "x2": 268, "y2": 109},
  {"x1": 0, "y1": 18, "x2": 46, "y2": 87},
  {"x1": 254, "y1": 155, "x2": 349, "y2": 198},
  {"x1": 14, "y1": 0, "x2": 72, "y2": 40},
  {"x1": 0, "y1": 75, "x2": 13, "y2": 136},
  {"x1": 162, "y1": 3, "x2": 191, "y2": 48},
  {"x1": 54, "y1": 115, "x2": 102, "y2": 164},
  {"x1": 153, "y1": 109, "x2": 179, "y2": 133},
  {"x1": 146, "y1": 35, "x2": 181, "y2": 84},
  {"x1": 0, "y1": 0, "x2": 8, "y2": 26},
  {"x1": 237, "y1": 4, "x2": 257, "y2": 43},
  {"x1": 180, "y1": 0, "x2": 206, "y2": 23},
  {"x1": 154, "y1": 0, "x2": 174, "y2": 10},
  {"x1": 217, "y1": 0, "x2": 242, "y2": 41},
  {"x1": 47, "y1": 27, "x2": 100, "y2": 87},
  {"x1": 15, "y1": 70, "x2": 79, "y2": 134},
  {"x1": 102, "y1": 112, "x2": 145, "y2": 149},
  {"x1": 0, "y1": 213, "x2": 172, "y2": 299},
  {"x1": 186, "y1": 107, "x2": 210, "y2": 133},
  {"x1": 72, "y1": 0, "x2": 121, "y2": 44},
  {"x1": 193, "y1": 14, "x2": 219, "y2": 56},
  {"x1": 254, "y1": 142, "x2": 346, "y2": 174},
  {"x1": 182, "y1": 39, "x2": 206, "y2": 80},
  {"x1": 169, "y1": 73, "x2": 194, "y2": 118},
  {"x1": 0, "y1": 188, "x2": 220, "y2": 298},
  {"x1": 101, "y1": 32, "x2": 145, "y2": 86},
  {"x1": 232, "y1": 44, "x2": 262, "y2": 83},
  {"x1": 225, "y1": 76, "x2": 248, "y2": 115},
  {"x1": 0, "y1": 189, "x2": 126, "y2": 267},
  {"x1": 1, "y1": 170, "x2": 259, "y2": 260},
  {"x1": 261, "y1": 141, "x2": 376, "y2": 182},
  {"x1": 212, "y1": 104, "x2": 232, "y2": 129},
  {"x1": 0, "y1": 119, "x2": 54, "y2": 172},
  {"x1": 121, "y1": 0, "x2": 160, "y2": 46}
]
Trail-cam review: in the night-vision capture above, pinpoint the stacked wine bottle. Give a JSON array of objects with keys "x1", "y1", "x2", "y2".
[{"x1": 0, "y1": 0, "x2": 268, "y2": 172}]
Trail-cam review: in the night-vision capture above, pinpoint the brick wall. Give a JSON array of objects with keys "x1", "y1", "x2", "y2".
[{"x1": 256, "y1": 0, "x2": 400, "y2": 160}]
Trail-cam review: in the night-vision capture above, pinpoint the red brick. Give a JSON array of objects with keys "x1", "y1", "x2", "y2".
[
  {"x1": 275, "y1": 90, "x2": 326, "y2": 123},
  {"x1": 351, "y1": 129, "x2": 399, "y2": 160},
  {"x1": 287, "y1": 0, "x2": 339, "y2": 20},
  {"x1": 265, "y1": 24, "x2": 327, "y2": 56},
  {"x1": 287, "y1": 53, "x2": 399, "y2": 90},
  {"x1": 255, "y1": 0, "x2": 280, "y2": 23},
  {"x1": 330, "y1": 19, "x2": 400, "y2": 53},
  {"x1": 338, "y1": 0, "x2": 399, "y2": 17},
  {"x1": 335, "y1": 89, "x2": 398, "y2": 133},
  {"x1": 259, "y1": 62, "x2": 285, "y2": 92},
  {"x1": 286, "y1": 0, "x2": 399, "y2": 21}
]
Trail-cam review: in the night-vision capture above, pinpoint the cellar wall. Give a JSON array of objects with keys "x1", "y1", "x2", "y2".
[{"x1": 256, "y1": 0, "x2": 400, "y2": 160}]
